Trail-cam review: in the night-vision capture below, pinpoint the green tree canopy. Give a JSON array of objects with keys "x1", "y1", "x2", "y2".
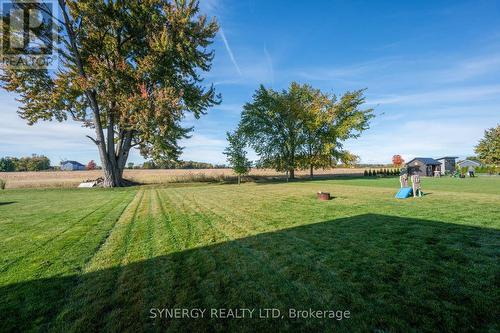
[
  {"x1": 1, "y1": 0, "x2": 219, "y2": 187},
  {"x1": 237, "y1": 83, "x2": 373, "y2": 179},
  {"x1": 0, "y1": 158, "x2": 16, "y2": 172},
  {"x1": 474, "y1": 125, "x2": 499, "y2": 165},
  {"x1": 299, "y1": 86, "x2": 373, "y2": 177}
]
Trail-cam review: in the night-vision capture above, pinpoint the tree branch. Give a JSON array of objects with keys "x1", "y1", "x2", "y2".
[
  {"x1": 86, "y1": 135, "x2": 99, "y2": 145},
  {"x1": 58, "y1": 0, "x2": 108, "y2": 164}
]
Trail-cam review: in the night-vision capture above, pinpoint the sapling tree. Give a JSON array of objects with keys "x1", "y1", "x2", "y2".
[
  {"x1": 223, "y1": 131, "x2": 251, "y2": 185},
  {"x1": 1, "y1": 0, "x2": 220, "y2": 187}
]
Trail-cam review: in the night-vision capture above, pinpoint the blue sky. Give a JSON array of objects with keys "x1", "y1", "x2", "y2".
[{"x1": 1, "y1": 0, "x2": 499, "y2": 165}]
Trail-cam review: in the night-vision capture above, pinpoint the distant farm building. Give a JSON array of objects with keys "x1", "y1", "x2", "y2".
[
  {"x1": 457, "y1": 159, "x2": 481, "y2": 170},
  {"x1": 61, "y1": 160, "x2": 86, "y2": 171},
  {"x1": 406, "y1": 157, "x2": 457, "y2": 176}
]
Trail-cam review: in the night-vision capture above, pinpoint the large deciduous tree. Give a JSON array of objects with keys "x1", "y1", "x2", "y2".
[
  {"x1": 1, "y1": 0, "x2": 220, "y2": 187},
  {"x1": 237, "y1": 83, "x2": 373, "y2": 179},
  {"x1": 300, "y1": 86, "x2": 373, "y2": 177},
  {"x1": 238, "y1": 85, "x2": 303, "y2": 179},
  {"x1": 474, "y1": 125, "x2": 499, "y2": 165}
]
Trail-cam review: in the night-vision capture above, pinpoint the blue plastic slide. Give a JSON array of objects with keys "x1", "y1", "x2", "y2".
[{"x1": 395, "y1": 187, "x2": 413, "y2": 199}]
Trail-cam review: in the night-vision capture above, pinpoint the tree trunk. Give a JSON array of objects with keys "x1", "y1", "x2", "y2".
[
  {"x1": 238, "y1": 174, "x2": 241, "y2": 185},
  {"x1": 310, "y1": 164, "x2": 314, "y2": 178},
  {"x1": 96, "y1": 134, "x2": 131, "y2": 188},
  {"x1": 289, "y1": 168, "x2": 295, "y2": 179},
  {"x1": 102, "y1": 161, "x2": 124, "y2": 187},
  {"x1": 59, "y1": 1, "x2": 130, "y2": 188}
]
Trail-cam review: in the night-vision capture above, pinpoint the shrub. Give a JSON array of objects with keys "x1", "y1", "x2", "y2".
[
  {"x1": 364, "y1": 170, "x2": 368, "y2": 176},
  {"x1": 368, "y1": 170, "x2": 372, "y2": 176},
  {"x1": 373, "y1": 170, "x2": 377, "y2": 176},
  {"x1": 0, "y1": 179, "x2": 6, "y2": 190}
]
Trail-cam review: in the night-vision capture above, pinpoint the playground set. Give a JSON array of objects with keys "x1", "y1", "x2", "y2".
[{"x1": 395, "y1": 168, "x2": 423, "y2": 199}]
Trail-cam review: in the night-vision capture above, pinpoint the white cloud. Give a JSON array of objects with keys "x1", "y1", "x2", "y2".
[
  {"x1": 368, "y1": 85, "x2": 500, "y2": 106},
  {"x1": 264, "y1": 46, "x2": 275, "y2": 85},
  {"x1": 346, "y1": 118, "x2": 493, "y2": 164},
  {"x1": 295, "y1": 57, "x2": 403, "y2": 82},
  {"x1": 0, "y1": 101, "x2": 98, "y2": 163},
  {"x1": 180, "y1": 133, "x2": 226, "y2": 148},
  {"x1": 211, "y1": 103, "x2": 243, "y2": 113},
  {"x1": 440, "y1": 54, "x2": 500, "y2": 82},
  {"x1": 180, "y1": 133, "x2": 226, "y2": 164},
  {"x1": 293, "y1": 52, "x2": 500, "y2": 89},
  {"x1": 199, "y1": 0, "x2": 221, "y2": 14}
]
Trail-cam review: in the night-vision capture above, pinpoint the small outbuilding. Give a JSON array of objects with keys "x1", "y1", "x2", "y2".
[
  {"x1": 406, "y1": 158, "x2": 441, "y2": 177},
  {"x1": 457, "y1": 159, "x2": 482, "y2": 170},
  {"x1": 61, "y1": 160, "x2": 86, "y2": 171}
]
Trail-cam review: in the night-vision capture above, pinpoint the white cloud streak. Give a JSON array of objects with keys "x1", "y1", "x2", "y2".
[
  {"x1": 368, "y1": 84, "x2": 500, "y2": 106},
  {"x1": 264, "y1": 46, "x2": 274, "y2": 85},
  {"x1": 219, "y1": 27, "x2": 242, "y2": 76}
]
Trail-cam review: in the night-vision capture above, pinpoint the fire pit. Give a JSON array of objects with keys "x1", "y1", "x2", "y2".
[{"x1": 317, "y1": 192, "x2": 331, "y2": 201}]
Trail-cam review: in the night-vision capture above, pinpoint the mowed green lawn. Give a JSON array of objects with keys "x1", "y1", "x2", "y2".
[{"x1": 0, "y1": 176, "x2": 499, "y2": 332}]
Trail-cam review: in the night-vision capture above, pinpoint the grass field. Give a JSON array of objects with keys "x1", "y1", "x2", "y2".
[{"x1": 0, "y1": 176, "x2": 499, "y2": 332}]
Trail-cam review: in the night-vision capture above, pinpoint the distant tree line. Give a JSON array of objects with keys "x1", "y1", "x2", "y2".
[{"x1": 0, "y1": 155, "x2": 51, "y2": 172}]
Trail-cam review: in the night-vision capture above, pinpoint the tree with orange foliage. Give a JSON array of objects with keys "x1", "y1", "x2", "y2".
[
  {"x1": 1, "y1": 1, "x2": 219, "y2": 187},
  {"x1": 86, "y1": 160, "x2": 96, "y2": 170},
  {"x1": 392, "y1": 155, "x2": 405, "y2": 167}
]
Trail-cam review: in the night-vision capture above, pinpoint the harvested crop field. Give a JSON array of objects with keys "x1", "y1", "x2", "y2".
[{"x1": 0, "y1": 167, "x2": 365, "y2": 189}]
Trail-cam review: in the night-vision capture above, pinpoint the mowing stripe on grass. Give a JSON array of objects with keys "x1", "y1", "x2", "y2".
[
  {"x1": 52, "y1": 190, "x2": 145, "y2": 332},
  {"x1": 167, "y1": 189, "x2": 317, "y2": 305},
  {"x1": 0, "y1": 193, "x2": 118, "y2": 267},
  {"x1": 0, "y1": 195, "x2": 122, "y2": 281},
  {"x1": 79, "y1": 191, "x2": 138, "y2": 270},
  {"x1": 101, "y1": 189, "x2": 153, "y2": 332}
]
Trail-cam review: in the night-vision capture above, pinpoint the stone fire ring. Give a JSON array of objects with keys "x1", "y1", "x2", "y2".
[{"x1": 317, "y1": 192, "x2": 331, "y2": 200}]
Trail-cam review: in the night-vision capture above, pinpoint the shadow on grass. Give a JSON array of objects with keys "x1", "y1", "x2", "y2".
[
  {"x1": 250, "y1": 175, "x2": 399, "y2": 186},
  {"x1": 1, "y1": 214, "x2": 498, "y2": 332},
  {"x1": 0, "y1": 201, "x2": 16, "y2": 206}
]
